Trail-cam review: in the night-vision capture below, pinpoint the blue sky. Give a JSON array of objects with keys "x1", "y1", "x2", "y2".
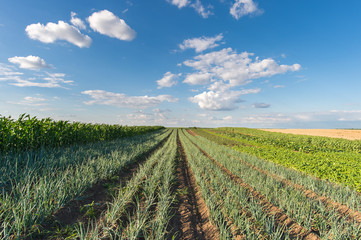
[{"x1": 1, "y1": 0, "x2": 361, "y2": 128}]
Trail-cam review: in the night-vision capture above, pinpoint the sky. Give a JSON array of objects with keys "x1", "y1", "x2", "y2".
[{"x1": 1, "y1": 0, "x2": 361, "y2": 128}]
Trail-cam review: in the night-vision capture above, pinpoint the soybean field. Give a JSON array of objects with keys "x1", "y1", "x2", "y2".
[{"x1": 1, "y1": 117, "x2": 361, "y2": 239}]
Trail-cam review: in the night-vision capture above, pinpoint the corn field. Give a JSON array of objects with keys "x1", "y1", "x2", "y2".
[{"x1": 0, "y1": 114, "x2": 163, "y2": 153}]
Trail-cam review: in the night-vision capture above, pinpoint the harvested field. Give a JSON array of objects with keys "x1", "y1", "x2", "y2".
[{"x1": 261, "y1": 128, "x2": 361, "y2": 140}]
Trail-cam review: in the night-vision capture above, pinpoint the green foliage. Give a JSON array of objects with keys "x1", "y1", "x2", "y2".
[
  {"x1": 193, "y1": 128, "x2": 361, "y2": 192},
  {"x1": 215, "y1": 127, "x2": 361, "y2": 153},
  {"x1": 81, "y1": 129, "x2": 179, "y2": 239},
  {"x1": 183, "y1": 129, "x2": 361, "y2": 238},
  {"x1": 0, "y1": 129, "x2": 170, "y2": 239},
  {"x1": 80, "y1": 201, "x2": 99, "y2": 219},
  {"x1": 0, "y1": 113, "x2": 164, "y2": 153}
]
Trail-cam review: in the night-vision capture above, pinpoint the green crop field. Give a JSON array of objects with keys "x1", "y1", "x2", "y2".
[{"x1": 1, "y1": 116, "x2": 361, "y2": 239}]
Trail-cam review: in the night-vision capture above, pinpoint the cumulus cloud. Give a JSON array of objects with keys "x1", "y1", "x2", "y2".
[
  {"x1": 8, "y1": 56, "x2": 51, "y2": 70},
  {"x1": 71, "y1": 12, "x2": 86, "y2": 30},
  {"x1": 183, "y1": 48, "x2": 301, "y2": 87},
  {"x1": 230, "y1": 0, "x2": 262, "y2": 19},
  {"x1": 179, "y1": 34, "x2": 223, "y2": 52},
  {"x1": 87, "y1": 10, "x2": 136, "y2": 41},
  {"x1": 157, "y1": 72, "x2": 179, "y2": 89},
  {"x1": 252, "y1": 102, "x2": 271, "y2": 108},
  {"x1": 82, "y1": 90, "x2": 178, "y2": 109},
  {"x1": 183, "y1": 72, "x2": 212, "y2": 85},
  {"x1": 26, "y1": 21, "x2": 92, "y2": 48},
  {"x1": 179, "y1": 48, "x2": 300, "y2": 110},
  {"x1": 189, "y1": 88, "x2": 259, "y2": 111},
  {"x1": 167, "y1": 0, "x2": 190, "y2": 8}
]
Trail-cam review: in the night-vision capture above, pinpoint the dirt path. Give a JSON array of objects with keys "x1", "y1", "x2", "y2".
[
  {"x1": 186, "y1": 136, "x2": 320, "y2": 240},
  {"x1": 261, "y1": 129, "x2": 361, "y2": 140},
  {"x1": 170, "y1": 133, "x2": 219, "y2": 240}
]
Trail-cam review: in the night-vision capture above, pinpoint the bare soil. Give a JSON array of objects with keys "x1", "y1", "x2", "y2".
[
  {"x1": 169, "y1": 133, "x2": 219, "y2": 240},
  {"x1": 186, "y1": 129, "x2": 198, "y2": 136},
  {"x1": 261, "y1": 129, "x2": 361, "y2": 140}
]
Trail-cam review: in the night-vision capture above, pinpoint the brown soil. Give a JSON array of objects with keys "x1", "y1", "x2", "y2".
[
  {"x1": 227, "y1": 154, "x2": 361, "y2": 224},
  {"x1": 35, "y1": 132, "x2": 172, "y2": 239},
  {"x1": 169, "y1": 132, "x2": 219, "y2": 240},
  {"x1": 261, "y1": 129, "x2": 361, "y2": 140},
  {"x1": 186, "y1": 137, "x2": 320, "y2": 240},
  {"x1": 186, "y1": 129, "x2": 198, "y2": 136}
]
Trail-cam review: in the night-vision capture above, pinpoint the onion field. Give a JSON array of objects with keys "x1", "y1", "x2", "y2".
[{"x1": 1, "y1": 117, "x2": 361, "y2": 239}]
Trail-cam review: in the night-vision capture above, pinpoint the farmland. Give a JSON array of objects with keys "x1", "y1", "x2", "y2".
[{"x1": 1, "y1": 117, "x2": 361, "y2": 239}]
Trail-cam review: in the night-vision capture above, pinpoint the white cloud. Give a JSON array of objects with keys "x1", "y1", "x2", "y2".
[
  {"x1": 179, "y1": 34, "x2": 223, "y2": 52},
  {"x1": 223, "y1": 115, "x2": 233, "y2": 120},
  {"x1": 230, "y1": 0, "x2": 262, "y2": 20},
  {"x1": 209, "y1": 115, "x2": 234, "y2": 121},
  {"x1": 190, "y1": 88, "x2": 259, "y2": 111},
  {"x1": 87, "y1": 10, "x2": 136, "y2": 41},
  {"x1": 167, "y1": 0, "x2": 212, "y2": 18},
  {"x1": 0, "y1": 64, "x2": 23, "y2": 76},
  {"x1": 183, "y1": 48, "x2": 301, "y2": 87},
  {"x1": 157, "y1": 72, "x2": 179, "y2": 89},
  {"x1": 5, "y1": 76, "x2": 64, "y2": 88},
  {"x1": 8, "y1": 96, "x2": 48, "y2": 106},
  {"x1": 198, "y1": 113, "x2": 208, "y2": 117},
  {"x1": 0, "y1": 63, "x2": 72, "y2": 88},
  {"x1": 8, "y1": 56, "x2": 51, "y2": 70},
  {"x1": 190, "y1": 0, "x2": 213, "y2": 18},
  {"x1": 153, "y1": 108, "x2": 171, "y2": 113},
  {"x1": 119, "y1": 109, "x2": 176, "y2": 125},
  {"x1": 43, "y1": 72, "x2": 73, "y2": 84},
  {"x1": 26, "y1": 21, "x2": 92, "y2": 48},
  {"x1": 82, "y1": 90, "x2": 178, "y2": 109},
  {"x1": 273, "y1": 85, "x2": 286, "y2": 88},
  {"x1": 252, "y1": 102, "x2": 271, "y2": 108},
  {"x1": 71, "y1": 12, "x2": 86, "y2": 30},
  {"x1": 167, "y1": 0, "x2": 190, "y2": 8},
  {"x1": 183, "y1": 72, "x2": 212, "y2": 85},
  {"x1": 208, "y1": 81, "x2": 232, "y2": 91},
  {"x1": 240, "y1": 113, "x2": 292, "y2": 124}
]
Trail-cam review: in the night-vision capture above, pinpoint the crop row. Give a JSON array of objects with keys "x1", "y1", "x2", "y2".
[
  {"x1": 76, "y1": 129, "x2": 179, "y2": 239},
  {"x1": 194, "y1": 128, "x2": 361, "y2": 192},
  {"x1": 0, "y1": 128, "x2": 170, "y2": 239},
  {"x1": 214, "y1": 127, "x2": 361, "y2": 153},
  {"x1": 181, "y1": 129, "x2": 361, "y2": 239},
  {"x1": 0, "y1": 114, "x2": 163, "y2": 153}
]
